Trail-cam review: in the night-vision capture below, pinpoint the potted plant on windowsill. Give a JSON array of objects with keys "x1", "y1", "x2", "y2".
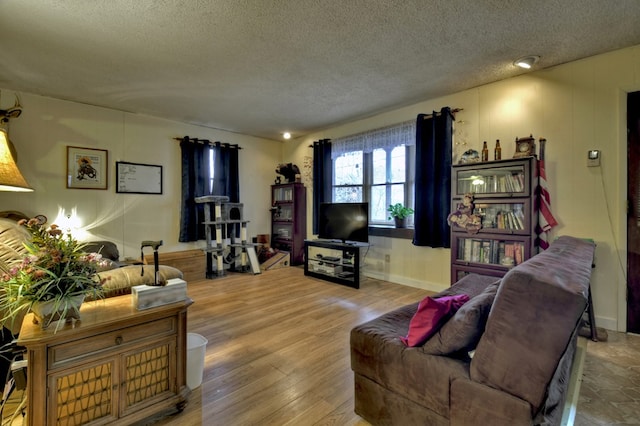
[
  {"x1": 387, "y1": 203, "x2": 414, "y2": 228},
  {"x1": 0, "y1": 217, "x2": 109, "y2": 332}
]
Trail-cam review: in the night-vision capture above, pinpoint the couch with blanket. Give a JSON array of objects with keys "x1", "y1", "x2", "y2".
[
  {"x1": 350, "y1": 236, "x2": 595, "y2": 426},
  {"x1": 0, "y1": 217, "x2": 183, "y2": 308}
]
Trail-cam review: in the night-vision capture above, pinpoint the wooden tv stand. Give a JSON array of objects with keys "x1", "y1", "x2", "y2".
[{"x1": 17, "y1": 295, "x2": 193, "y2": 425}]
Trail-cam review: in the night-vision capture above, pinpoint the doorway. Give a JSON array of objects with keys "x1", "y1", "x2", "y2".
[{"x1": 627, "y1": 91, "x2": 640, "y2": 333}]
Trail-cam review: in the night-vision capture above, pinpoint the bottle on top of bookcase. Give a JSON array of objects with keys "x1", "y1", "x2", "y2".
[
  {"x1": 271, "y1": 182, "x2": 307, "y2": 265},
  {"x1": 449, "y1": 157, "x2": 537, "y2": 284}
]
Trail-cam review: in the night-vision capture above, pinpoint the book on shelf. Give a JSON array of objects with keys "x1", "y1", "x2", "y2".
[
  {"x1": 514, "y1": 243, "x2": 524, "y2": 265},
  {"x1": 505, "y1": 243, "x2": 515, "y2": 259},
  {"x1": 490, "y1": 240, "x2": 499, "y2": 264},
  {"x1": 514, "y1": 210, "x2": 525, "y2": 230},
  {"x1": 463, "y1": 238, "x2": 472, "y2": 261},
  {"x1": 481, "y1": 240, "x2": 491, "y2": 263},
  {"x1": 471, "y1": 239, "x2": 481, "y2": 263},
  {"x1": 507, "y1": 211, "x2": 520, "y2": 230}
]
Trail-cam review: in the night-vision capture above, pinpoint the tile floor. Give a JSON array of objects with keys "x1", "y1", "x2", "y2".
[{"x1": 576, "y1": 331, "x2": 640, "y2": 425}]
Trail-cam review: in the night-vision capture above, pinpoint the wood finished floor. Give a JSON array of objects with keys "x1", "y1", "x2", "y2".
[
  {"x1": 154, "y1": 267, "x2": 640, "y2": 426},
  {"x1": 155, "y1": 266, "x2": 427, "y2": 426}
]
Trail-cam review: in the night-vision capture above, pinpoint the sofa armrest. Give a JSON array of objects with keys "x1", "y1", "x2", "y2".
[
  {"x1": 450, "y1": 378, "x2": 532, "y2": 426},
  {"x1": 470, "y1": 236, "x2": 594, "y2": 413}
]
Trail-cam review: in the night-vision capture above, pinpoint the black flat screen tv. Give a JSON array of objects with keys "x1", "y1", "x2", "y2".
[{"x1": 318, "y1": 202, "x2": 369, "y2": 244}]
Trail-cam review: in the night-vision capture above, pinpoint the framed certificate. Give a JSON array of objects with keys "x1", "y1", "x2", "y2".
[{"x1": 115, "y1": 161, "x2": 163, "y2": 194}]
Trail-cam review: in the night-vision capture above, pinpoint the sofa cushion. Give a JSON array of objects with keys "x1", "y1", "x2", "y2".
[
  {"x1": 97, "y1": 265, "x2": 183, "y2": 298},
  {"x1": 0, "y1": 218, "x2": 30, "y2": 274},
  {"x1": 401, "y1": 294, "x2": 469, "y2": 347},
  {"x1": 96, "y1": 258, "x2": 119, "y2": 272},
  {"x1": 435, "y1": 273, "x2": 498, "y2": 300},
  {"x1": 422, "y1": 280, "x2": 500, "y2": 355},
  {"x1": 83, "y1": 240, "x2": 120, "y2": 261},
  {"x1": 351, "y1": 302, "x2": 471, "y2": 419}
]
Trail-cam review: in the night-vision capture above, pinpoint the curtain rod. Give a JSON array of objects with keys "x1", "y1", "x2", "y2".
[
  {"x1": 173, "y1": 136, "x2": 242, "y2": 149},
  {"x1": 307, "y1": 109, "x2": 463, "y2": 147},
  {"x1": 422, "y1": 107, "x2": 463, "y2": 119},
  {"x1": 308, "y1": 138, "x2": 331, "y2": 148}
]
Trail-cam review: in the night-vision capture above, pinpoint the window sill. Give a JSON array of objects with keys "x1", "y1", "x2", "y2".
[{"x1": 369, "y1": 226, "x2": 414, "y2": 240}]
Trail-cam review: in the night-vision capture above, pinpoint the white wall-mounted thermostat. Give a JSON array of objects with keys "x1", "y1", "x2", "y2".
[{"x1": 587, "y1": 150, "x2": 600, "y2": 167}]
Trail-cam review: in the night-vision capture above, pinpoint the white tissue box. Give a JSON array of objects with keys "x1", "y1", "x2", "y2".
[{"x1": 132, "y1": 278, "x2": 187, "y2": 310}]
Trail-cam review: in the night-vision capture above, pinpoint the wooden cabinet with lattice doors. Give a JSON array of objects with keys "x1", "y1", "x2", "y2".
[{"x1": 17, "y1": 295, "x2": 192, "y2": 425}]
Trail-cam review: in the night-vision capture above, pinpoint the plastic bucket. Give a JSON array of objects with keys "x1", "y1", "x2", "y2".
[{"x1": 186, "y1": 333, "x2": 208, "y2": 389}]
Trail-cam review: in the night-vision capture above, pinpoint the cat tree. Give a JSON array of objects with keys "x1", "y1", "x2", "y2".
[{"x1": 195, "y1": 195, "x2": 260, "y2": 278}]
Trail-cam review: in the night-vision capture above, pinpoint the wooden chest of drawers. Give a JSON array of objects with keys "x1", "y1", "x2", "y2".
[{"x1": 17, "y1": 295, "x2": 193, "y2": 425}]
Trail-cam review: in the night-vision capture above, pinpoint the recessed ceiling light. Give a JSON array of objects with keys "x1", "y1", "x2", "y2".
[
  {"x1": 283, "y1": 132, "x2": 291, "y2": 140},
  {"x1": 514, "y1": 55, "x2": 540, "y2": 69}
]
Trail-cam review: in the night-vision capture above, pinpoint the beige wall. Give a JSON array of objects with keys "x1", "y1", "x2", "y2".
[
  {"x1": 286, "y1": 44, "x2": 640, "y2": 332},
  {"x1": 0, "y1": 92, "x2": 282, "y2": 260}
]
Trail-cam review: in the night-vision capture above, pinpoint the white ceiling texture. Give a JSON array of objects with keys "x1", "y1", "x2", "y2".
[{"x1": 2, "y1": 1, "x2": 640, "y2": 141}]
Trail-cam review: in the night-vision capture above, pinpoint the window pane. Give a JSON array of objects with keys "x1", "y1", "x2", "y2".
[
  {"x1": 334, "y1": 151, "x2": 363, "y2": 185},
  {"x1": 391, "y1": 184, "x2": 404, "y2": 206},
  {"x1": 372, "y1": 149, "x2": 386, "y2": 184},
  {"x1": 334, "y1": 186, "x2": 362, "y2": 202},
  {"x1": 390, "y1": 145, "x2": 405, "y2": 182},
  {"x1": 370, "y1": 185, "x2": 386, "y2": 222}
]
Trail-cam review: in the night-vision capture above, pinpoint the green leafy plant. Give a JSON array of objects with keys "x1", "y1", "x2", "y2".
[
  {"x1": 387, "y1": 203, "x2": 415, "y2": 220},
  {"x1": 0, "y1": 218, "x2": 109, "y2": 331}
]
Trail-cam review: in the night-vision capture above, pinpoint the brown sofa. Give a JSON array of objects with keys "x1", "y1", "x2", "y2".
[{"x1": 350, "y1": 236, "x2": 595, "y2": 426}]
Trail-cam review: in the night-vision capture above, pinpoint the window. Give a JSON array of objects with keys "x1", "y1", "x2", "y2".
[
  {"x1": 333, "y1": 144, "x2": 414, "y2": 226},
  {"x1": 331, "y1": 119, "x2": 416, "y2": 228}
]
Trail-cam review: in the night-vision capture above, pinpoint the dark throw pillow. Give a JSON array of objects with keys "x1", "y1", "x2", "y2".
[
  {"x1": 422, "y1": 280, "x2": 500, "y2": 355},
  {"x1": 83, "y1": 241, "x2": 120, "y2": 261},
  {"x1": 400, "y1": 293, "x2": 470, "y2": 347}
]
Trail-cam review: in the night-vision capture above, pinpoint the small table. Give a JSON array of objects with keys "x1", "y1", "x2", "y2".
[{"x1": 18, "y1": 295, "x2": 192, "y2": 425}]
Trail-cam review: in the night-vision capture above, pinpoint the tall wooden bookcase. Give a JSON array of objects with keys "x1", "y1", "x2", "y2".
[
  {"x1": 450, "y1": 157, "x2": 537, "y2": 284},
  {"x1": 271, "y1": 182, "x2": 306, "y2": 265}
]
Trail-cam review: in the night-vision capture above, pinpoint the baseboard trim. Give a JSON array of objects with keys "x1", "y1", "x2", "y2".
[{"x1": 363, "y1": 270, "x2": 447, "y2": 294}]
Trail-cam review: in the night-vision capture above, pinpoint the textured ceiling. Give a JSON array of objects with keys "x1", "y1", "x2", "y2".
[{"x1": 2, "y1": 1, "x2": 640, "y2": 141}]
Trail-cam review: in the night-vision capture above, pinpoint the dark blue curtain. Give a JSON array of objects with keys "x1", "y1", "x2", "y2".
[
  {"x1": 179, "y1": 137, "x2": 210, "y2": 242},
  {"x1": 212, "y1": 143, "x2": 240, "y2": 203},
  {"x1": 413, "y1": 107, "x2": 453, "y2": 248},
  {"x1": 312, "y1": 139, "x2": 332, "y2": 235},
  {"x1": 179, "y1": 138, "x2": 240, "y2": 242}
]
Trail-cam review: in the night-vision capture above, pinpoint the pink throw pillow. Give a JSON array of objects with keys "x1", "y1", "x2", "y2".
[{"x1": 400, "y1": 294, "x2": 470, "y2": 347}]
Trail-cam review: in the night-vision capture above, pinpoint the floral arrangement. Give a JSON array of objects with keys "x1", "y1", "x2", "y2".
[{"x1": 0, "y1": 217, "x2": 110, "y2": 330}]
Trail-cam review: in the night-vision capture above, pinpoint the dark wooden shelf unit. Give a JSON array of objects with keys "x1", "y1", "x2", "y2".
[
  {"x1": 450, "y1": 157, "x2": 538, "y2": 284},
  {"x1": 271, "y1": 183, "x2": 307, "y2": 265}
]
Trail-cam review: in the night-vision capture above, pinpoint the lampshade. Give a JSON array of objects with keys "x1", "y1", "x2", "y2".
[{"x1": 0, "y1": 128, "x2": 33, "y2": 192}]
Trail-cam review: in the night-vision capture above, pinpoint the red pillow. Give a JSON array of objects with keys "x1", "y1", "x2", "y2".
[{"x1": 400, "y1": 294, "x2": 470, "y2": 347}]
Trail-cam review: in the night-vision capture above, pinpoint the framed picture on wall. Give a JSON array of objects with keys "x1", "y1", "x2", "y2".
[{"x1": 66, "y1": 146, "x2": 109, "y2": 190}]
